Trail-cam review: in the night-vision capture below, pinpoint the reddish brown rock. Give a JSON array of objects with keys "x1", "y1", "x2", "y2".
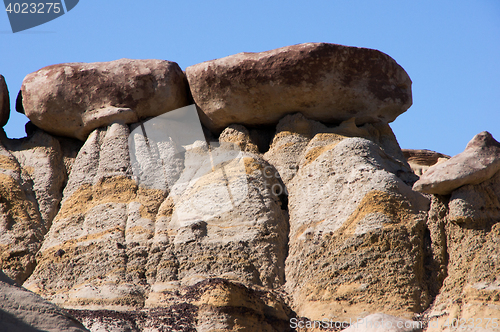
[
  {"x1": 413, "y1": 132, "x2": 500, "y2": 195},
  {"x1": 18, "y1": 59, "x2": 189, "y2": 140},
  {"x1": 0, "y1": 75, "x2": 9, "y2": 127},
  {"x1": 186, "y1": 42, "x2": 412, "y2": 132}
]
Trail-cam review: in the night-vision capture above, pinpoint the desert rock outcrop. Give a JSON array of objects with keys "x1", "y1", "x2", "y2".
[
  {"x1": 17, "y1": 59, "x2": 189, "y2": 141},
  {"x1": 1, "y1": 44, "x2": 498, "y2": 332},
  {"x1": 281, "y1": 116, "x2": 430, "y2": 321},
  {"x1": 413, "y1": 131, "x2": 500, "y2": 195},
  {"x1": 186, "y1": 42, "x2": 412, "y2": 132},
  {"x1": 0, "y1": 127, "x2": 80, "y2": 284}
]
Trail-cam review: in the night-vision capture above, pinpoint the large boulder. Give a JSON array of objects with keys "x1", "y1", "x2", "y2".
[
  {"x1": 18, "y1": 59, "x2": 189, "y2": 141},
  {"x1": 413, "y1": 132, "x2": 500, "y2": 195},
  {"x1": 0, "y1": 74, "x2": 9, "y2": 127},
  {"x1": 0, "y1": 270, "x2": 89, "y2": 332},
  {"x1": 186, "y1": 42, "x2": 412, "y2": 132}
]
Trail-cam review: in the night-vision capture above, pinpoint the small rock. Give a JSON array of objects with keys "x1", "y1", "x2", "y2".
[
  {"x1": 402, "y1": 149, "x2": 450, "y2": 176},
  {"x1": 0, "y1": 74, "x2": 10, "y2": 127},
  {"x1": 18, "y1": 59, "x2": 189, "y2": 141},
  {"x1": 186, "y1": 42, "x2": 412, "y2": 132},
  {"x1": 413, "y1": 131, "x2": 500, "y2": 195}
]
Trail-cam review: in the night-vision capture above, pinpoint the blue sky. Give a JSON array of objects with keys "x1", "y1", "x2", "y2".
[{"x1": 1, "y1": 0, "x2": 499, "y2": 156}]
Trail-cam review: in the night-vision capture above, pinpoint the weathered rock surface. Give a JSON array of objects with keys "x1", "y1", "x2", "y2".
[
  {"x1": 424, "y1": 173, "x2": 500, "y2": 331},
  {"x1": 0, "y1": 74, "x2": 9, "y2": 127},
  {"x1": 413, "y1": 131, "x2": 500, "y2": 195},
  {"x1": 24, "y1": 110, "x2": 290, "y2": 330},
  {"x1": 18, "y1": 59, "x2": 189, "y2": 141},
  {"x1": 0, "y1": 127, "x2": 78, "y2": 284},
  {"x1": 402, "y1": 149, "x2": 450, "y2": 176},
  {"x1": 0, "y1": 270, "x2": 89, "y2": 332},
  {"x1": 68, "y1": 278, "x2": 292, "y2": 332},
  {"x1": 284, "y1": 129, "x2": 431, "y2": 321},
  {"x1": 186, "y1": 42, "x2": 412, "y2": 132},
  {"x1": 1, "y1": 46, "x2": 499, "y2": 332}
]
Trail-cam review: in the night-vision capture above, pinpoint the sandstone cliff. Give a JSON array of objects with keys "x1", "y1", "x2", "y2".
[{"x1": 0, "y1": 43, "x2": 498, "y2": 332}]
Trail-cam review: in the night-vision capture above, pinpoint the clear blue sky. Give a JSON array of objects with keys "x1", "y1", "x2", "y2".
[{"x1": 1, "y1": 0, "x2": 499, "y2": 156}]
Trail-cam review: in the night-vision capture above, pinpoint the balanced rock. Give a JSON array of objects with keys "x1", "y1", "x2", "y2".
[
  {"x1": 413, "y1": 132, "x2": 500, "y2": 195},
  {"x1": 0, "y1": 75, "x2": 9, "y2": 127},
  {"x1": 18, "y1": 59, "x2": 189, "y2": 141},
  {"x1": 186, "y1": 42, "x2": 412, "y2": 132}
]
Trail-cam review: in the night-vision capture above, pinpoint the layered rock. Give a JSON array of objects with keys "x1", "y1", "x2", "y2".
[
  {"x1": 68, "y1": 278, "x2": 292, "y2": 332},
  {"x1": 0, "y1": 270, "x2": 89, "y2": 332},
  {"x1": 24, "y1": 122, "x2": 166, "y2": 309},
  {"x1": 0, "y1": 74, "x2": 9, "y2": 127},
  {"x1": 413, "y1": 132, "x2": 500, "y2": 195},
  {"x1": 402, "y1": 149, "x2": 450, "y2": 176},
  {"x1": 424, "y1": 175, "x2": 500, "y2": 332},
  {"x1": 24, "y1": 107, "x2": 290, "y2": 330},
  {"x1": 18, "y1": 59, "x2": 189, "y2": 140},
  {"x1": 2, "y1": 46, "x2": 499, "y2": 332},
  {"x1": 283, "y1": 122, "x2": 431, "y2": 321},
  {"x1": 0, "y1": 128, "x2": 79, "y2": 284},
  {"x1": 186, "y1": 42, "x2": 412, "y2": 132}
]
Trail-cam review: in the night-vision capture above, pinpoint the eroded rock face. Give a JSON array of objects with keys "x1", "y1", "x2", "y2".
[
  {"x1": 18, "y1": 59, "x2": 189, "y2": 141},
  {"x1": 0, "y1": 128, "x2": 78, "y2": 284},
  {"x1": 69, "y1": 278, "x2": 292, "y2": 332},
  {"x1": 24, "y1": 117, "x2": 288, "y2": 321},
  {"x1": 423, "y1": 171, "x2": 500, "y2": 331},
  {"x1": 186, "y1": 42, "x2": 412, "y2": 132},
  {"x1": 2, "y1": 47, "x2": 499, "y2": 332},
  {"x1": 0, "y1": 270, "x2": 89, "y2": 332},
  {"x1": 413, "y1": 132, "x2": 500, "y2": 195},
  {"x1": 284, "y1": 133, "x2": 430, "y2": 321},
  {"x1": 342, "y1": 313, "x2": 423, "y2": 332},
  {"x1": 0, "y1": 74, "x2": 9, "y2": 127}
]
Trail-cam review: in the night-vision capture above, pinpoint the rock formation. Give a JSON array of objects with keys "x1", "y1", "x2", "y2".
[
  {"x1": 17, "y1": 59, "x2": 190, "y2": 140},
  {"x1": 186, "y1": 43, "x2": 412, "y2": 132},
  {"x1": 413, "y1": 131, "x2": 500, "y2": 195},
  {"x1": 1, "y1": 43, "x2": 498, "y2": 332}
]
